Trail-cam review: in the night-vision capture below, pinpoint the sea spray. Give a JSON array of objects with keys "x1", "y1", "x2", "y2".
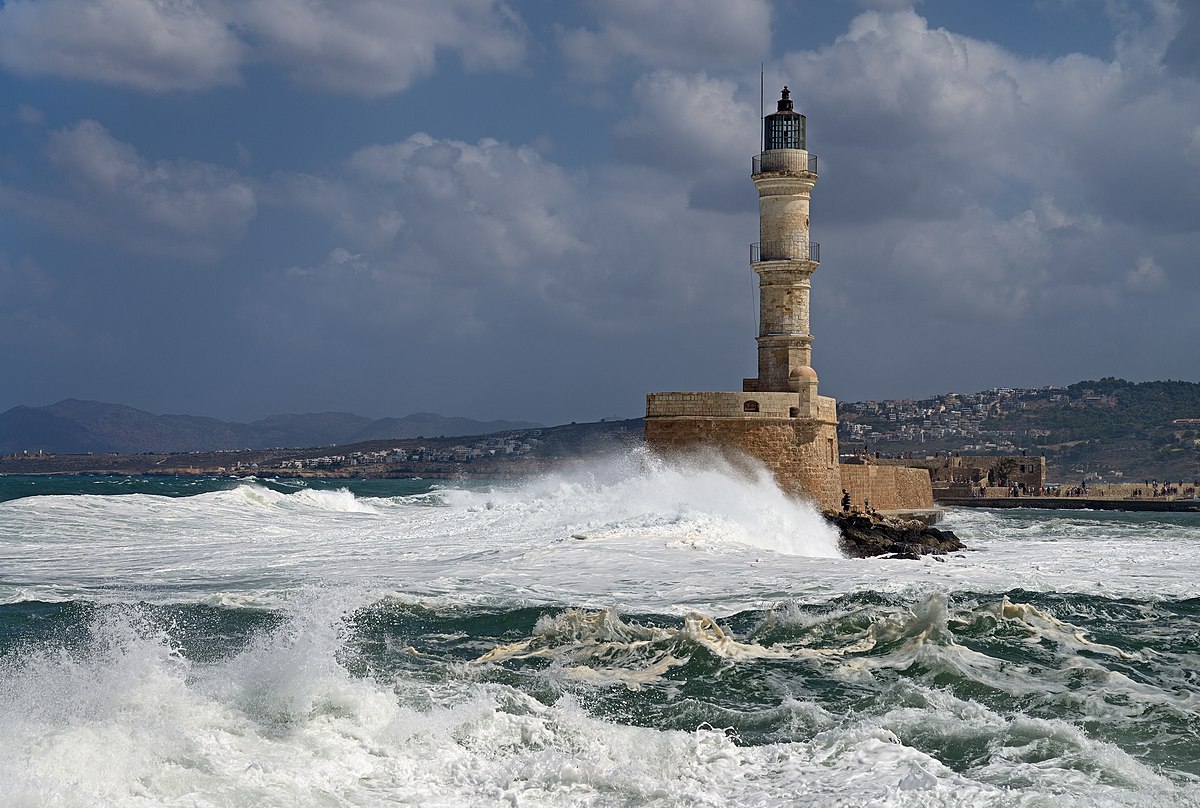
[{"x1": 441, "y1": 447, "x2": 842, "y2": 557}]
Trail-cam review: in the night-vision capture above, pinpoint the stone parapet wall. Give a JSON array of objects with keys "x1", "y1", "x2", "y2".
[
  {"x1": 647, "y1": 392, "x2": 801, "y2": 419},
  {"x1": 816, "y1": 396, "x2": 836, "y2": 422},
  {"x1": 840, "y1": 465, "x2": 935, "y2": 511},
  {"x1": 645, "y1": 416, "x2": 843, "y2": 511}
]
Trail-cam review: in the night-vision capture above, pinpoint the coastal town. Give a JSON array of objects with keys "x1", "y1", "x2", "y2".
[
  {"x1": 838, "y1": 379, "x2": 1199, "y2": 482},
  {"x1": 841, "y1": 384, "x2": 1090, "y2": 452},
  {"x1": 261, "y1": 432, "x2": 541, "y2": 472}
]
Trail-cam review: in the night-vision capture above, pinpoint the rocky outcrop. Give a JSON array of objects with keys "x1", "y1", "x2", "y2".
[{"x1": 829, "y1": 511, "x2": 964, "y2": 558}]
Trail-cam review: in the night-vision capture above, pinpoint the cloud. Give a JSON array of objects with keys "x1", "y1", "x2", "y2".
[
  {"x1": 258, "y1": 134, "x2": 588, "y2": 344},
  {"x1": 15, "y1": 104, "x2": 45, "y2": 126},
  {"x1": 762, "y1": 8, "x2": 1200, "y2": 319},
  {"x1": 235, "y1": 0, "x2": 528, "y2": 97},
  {"x1": 1185, "y1": 125, "x2": 1200, "y2": 167},
  {"x1": 856, "y1": 0, "x2": 920, "y2": 8},
  {"x1": 612, "y1": 71, "x2": 757, "y2": 172},
  {"x1": 558, "y1": 0, "x2": 771, "y2": 81},
  {"x1": 0, "y1": 253, "x2": 54, "y2": 303},
  {"x1": 1163, "y1": 0, "x2": 1200, "y2": 77},
  {"x1": 246, "y1": 130, "x2": 761, "y2": 420},
  {"x1": 3, "y1": 120, "x2": 256, "y2": 260},
  {"x1": 0, "y1": 254, "x2": 78, "y2": 353},
  {"x1": 0, "y1": 0, "x2": 243, "y2": 91},
  {"x1": 0, "y1": 0, "x2": 526, "y2": 96},
  {"x1": 258, "y1": 132, "x2": 756, "y2": 353},
  {"x1": 1126, "y1": 256, "x2": 1166, "y2": 292},
  {"x1": 275, "y1": 132, "x2": 587, "y2": 276}
]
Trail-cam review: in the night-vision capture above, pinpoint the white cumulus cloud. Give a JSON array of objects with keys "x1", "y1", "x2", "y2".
[
  {"x1": 0, "y1": 0, "x2": 527, "y2": 95},
  {"x1": 763, "y1": 7, "x2": 1200, "y2": 323},
  {"x1": 612, "y1": 71, "x2": 757, "y2": 172},
  {"x1": 235, "y1": 0, "x2": 527, "y2": 97},
  {"x1": 0, "y1": 0, "x2": 243, "y2": 91},
  {"x1": 258, "y1": 130, "x2": 755, "y2": 352}
]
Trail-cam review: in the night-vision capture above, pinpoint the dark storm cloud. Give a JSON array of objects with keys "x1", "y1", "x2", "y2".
[
  {"x1": 2, "y1": 121, "x2": 256, "y2": 261},
  {"x1": 1163, "y1": 3, "x2": 1200, "y2": 77}
]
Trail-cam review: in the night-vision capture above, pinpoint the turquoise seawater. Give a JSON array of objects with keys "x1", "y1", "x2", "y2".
[{"x1": 2, "y1": 459, "x2": 1200, "y2": 806}]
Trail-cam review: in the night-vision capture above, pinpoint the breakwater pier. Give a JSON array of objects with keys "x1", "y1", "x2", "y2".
[{"x1": 937, "y1": 496, "x2": 1200, "y2": 513}]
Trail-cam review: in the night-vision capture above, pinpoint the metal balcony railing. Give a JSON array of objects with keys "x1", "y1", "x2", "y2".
[
  {"x1": 751, "y1": 240, "x2": 820, "y2": 263},
  {"x1": 752, "y1": 151, "x2": 818, "y2": 175}
]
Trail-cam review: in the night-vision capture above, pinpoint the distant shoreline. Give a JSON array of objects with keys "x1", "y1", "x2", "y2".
[{"x1": 0, "y1": 420, "x2": 647, "y2": 480}]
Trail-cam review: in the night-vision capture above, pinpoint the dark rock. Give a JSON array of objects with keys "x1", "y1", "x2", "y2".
[{"x1": 828, "y1": 511, "x2": 965, "y2": 559}]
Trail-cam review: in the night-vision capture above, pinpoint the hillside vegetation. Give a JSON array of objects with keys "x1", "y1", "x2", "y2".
[{"x1": 996, "y1": 379, "x2": 1200, "y2": 481}]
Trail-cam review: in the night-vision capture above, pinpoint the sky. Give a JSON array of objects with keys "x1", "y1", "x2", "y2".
[{"x1": 0, "y1": 0, "x2": 1197, "y2": 425}]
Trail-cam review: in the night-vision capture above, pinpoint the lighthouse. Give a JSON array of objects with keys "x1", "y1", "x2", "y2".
[
  {"x1": 644, "y1": 87, "x2": 935, "y2": 514},
  {"x1": 745, "y1": 86, "x2": 821, "y2": 415}
]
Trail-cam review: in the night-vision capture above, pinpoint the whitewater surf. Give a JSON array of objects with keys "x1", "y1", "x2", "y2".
[{"x1": 2, "y1": 451, "x2": 1199, "y2": 806}]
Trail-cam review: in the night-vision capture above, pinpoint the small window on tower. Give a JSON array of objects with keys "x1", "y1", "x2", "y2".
[{"x1": 744, "y1": 400, "x2": 760, "y2": 413}]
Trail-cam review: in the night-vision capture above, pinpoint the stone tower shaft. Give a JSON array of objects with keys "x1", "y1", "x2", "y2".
[{"x1": 746, "y1": 86, "x2": 819, "y2": 398}]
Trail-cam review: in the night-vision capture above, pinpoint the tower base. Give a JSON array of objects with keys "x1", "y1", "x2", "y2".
[{"x1": 645, "y1": 391, "x2": 842, "y2": 511}]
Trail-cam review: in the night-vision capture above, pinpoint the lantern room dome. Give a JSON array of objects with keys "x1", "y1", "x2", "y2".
[{"x1": 763, "y1": 86, "x2": 806, "y2": 151}]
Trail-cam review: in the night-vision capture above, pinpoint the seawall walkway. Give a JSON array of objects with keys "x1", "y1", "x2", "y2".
[{"x1": 937, "y1": 497, "x2": 1200, "y2": 513}]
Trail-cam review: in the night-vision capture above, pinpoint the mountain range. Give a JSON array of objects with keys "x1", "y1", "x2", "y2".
[{"x1": 0, "y1": 400, "x2": 542, "y2": 455}]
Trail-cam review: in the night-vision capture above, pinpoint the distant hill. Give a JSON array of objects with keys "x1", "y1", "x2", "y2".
[
  {"x1": 0, "y1": 399, "x2": 542, "y2": 455},
  {"x1": 353, "y1": 412, "x2": 547, "y2": 442},
  {"x1": 0, "y1": 405, "x2": 115, "y2": 455},
  {"x1": 246, "y1": 412, "x2": 377, "y2": 448}
]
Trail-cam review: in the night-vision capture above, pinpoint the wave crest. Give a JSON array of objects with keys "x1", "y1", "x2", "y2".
[{"x1": 444, "y1": 448, "x2": 841, "y2": 558}]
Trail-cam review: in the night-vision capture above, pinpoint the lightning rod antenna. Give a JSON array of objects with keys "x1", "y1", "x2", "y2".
[{"x1": 760, "y1": 63, "x2": 765, "y2": 153}]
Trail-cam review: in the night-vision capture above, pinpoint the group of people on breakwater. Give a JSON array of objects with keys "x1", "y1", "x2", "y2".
[
  {"x1": 1128, "y1": 482, "x2": 1197, "y2": 498},
  {"x1": 975, "y1": 482, "x2": 1075, "y2": 498},
  {"x1": 971, "y1": 481, "x2": 1198, "y2": 500}
]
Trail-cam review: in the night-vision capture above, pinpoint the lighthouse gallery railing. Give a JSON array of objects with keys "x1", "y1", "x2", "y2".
[
  {"x1": 752, "y1": 152, "x2": 818, "y2": 175},
  {"x1": 751, "y1": 241, "x2": 820, "y2": 263}
]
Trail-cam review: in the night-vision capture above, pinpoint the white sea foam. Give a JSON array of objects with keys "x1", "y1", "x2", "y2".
[
  {"x1": 2, "y1": 595, "x2": 1195, "y2": 807},
  {"x1": 0, "y1": 451, "x2": 844, "y2": 610},
  {"x1": 3, "y1": 452, "x2": 1200, "y2": 611}
]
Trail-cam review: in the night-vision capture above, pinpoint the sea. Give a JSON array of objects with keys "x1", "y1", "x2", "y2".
[{"x1": 2, "y1": 450, "x2": 1200, "y2": 807}]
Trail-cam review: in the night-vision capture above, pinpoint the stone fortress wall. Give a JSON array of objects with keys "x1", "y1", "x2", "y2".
[
  {"x1": 873, "y1": 454, "x2": 1047, "y2": 490},
  {"x1": 840, "y1": 465, "x2": 935, "y2": 511},
  {"x1": 644, "y1": 401, "x2": 843, "y2": 512}
]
